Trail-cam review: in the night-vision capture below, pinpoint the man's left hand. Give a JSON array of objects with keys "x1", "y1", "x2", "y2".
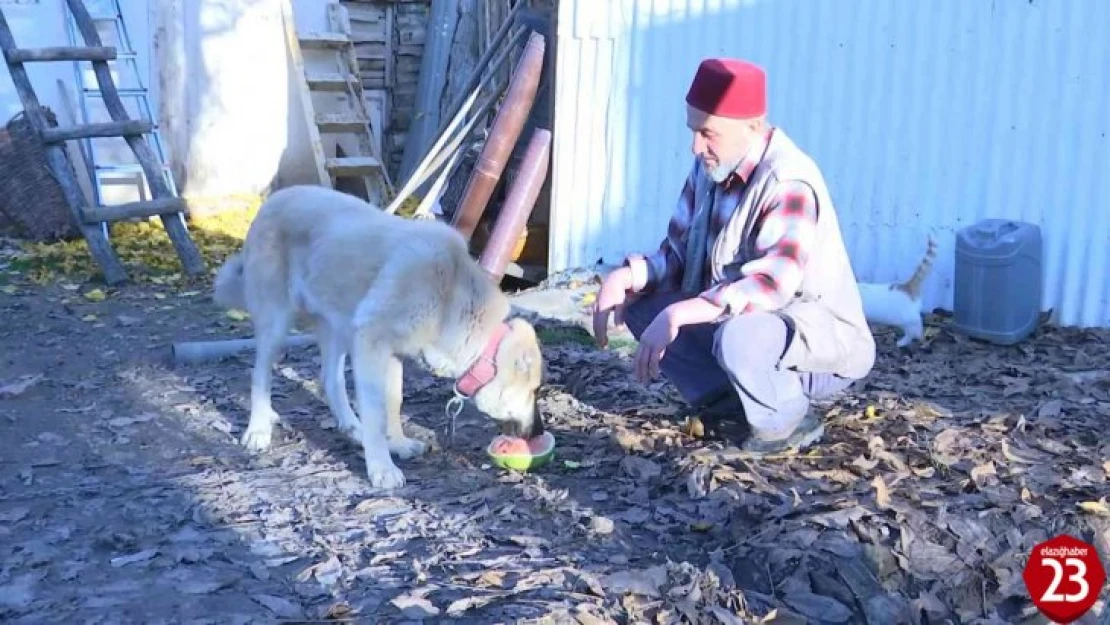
[
  {"x1": 634, "y1": 306, "x2": 680, "y2": 383},
  {"x1": 633, "y1": 297, "x2": 727, "y2": 383}
]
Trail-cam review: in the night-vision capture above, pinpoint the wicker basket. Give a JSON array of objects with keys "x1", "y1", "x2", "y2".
[{"x1": 0, "y1": 108, "x2": 82, "y2": 242}]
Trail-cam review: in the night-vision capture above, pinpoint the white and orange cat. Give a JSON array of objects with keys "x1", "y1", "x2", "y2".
[{"x1": 857, "y1": 235, "x2": 938, "y2": 347}]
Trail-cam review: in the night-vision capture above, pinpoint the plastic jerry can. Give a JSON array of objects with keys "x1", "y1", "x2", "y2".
[{"x1": 952, "y1": 219, "x2": 1043, "y2": 345}]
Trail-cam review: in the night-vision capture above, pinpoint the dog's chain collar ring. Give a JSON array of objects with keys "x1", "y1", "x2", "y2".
[
  {"x1": 443, "y1": 324, "x2": 508, "y2": 446},
  {"x1": 444, "y1": 384, "x2": 468, "y2": 445}
]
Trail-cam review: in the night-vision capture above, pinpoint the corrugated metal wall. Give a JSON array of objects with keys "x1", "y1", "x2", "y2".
[{"x1": 549, "y1": 0, "x2": 1110, "y2": 327}]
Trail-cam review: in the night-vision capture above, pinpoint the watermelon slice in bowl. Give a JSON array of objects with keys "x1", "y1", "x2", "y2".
[{"x1": 486, "y1": 431, "x2": 555, "y2": 471}]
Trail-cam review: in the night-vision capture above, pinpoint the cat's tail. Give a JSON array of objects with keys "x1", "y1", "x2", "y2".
[{"x1": 896, "y1": 234, "x2": 938, "y2": 300}]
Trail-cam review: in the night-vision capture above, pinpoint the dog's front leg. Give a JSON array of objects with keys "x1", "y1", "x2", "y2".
[
  {"x1": 352, "y1": 333, "x2": 406, "y2": 489},
  {"x1": 385, "y1": 355, "x2": 427, "y2": 459}
]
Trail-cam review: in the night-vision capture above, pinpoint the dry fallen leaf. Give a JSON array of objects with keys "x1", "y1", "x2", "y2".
[
  {"x1": 297, "y1": 554, "x2": 341, "y2": 586},
  {"x1": 902, "y1": 536, "x2": 964, "y2": 580},
  {"x1": 970, "y1": 461, "x2": 998, "y2": 488},
  {"x1": 600, "y1": 566, "x2": 668, "y2": 598},
  {"x1": 758, "y1": 608, "x2": 808, "y2": 625},
  {"x1": 1037, "y1": 399, "x2": 1064, "y2": 418},
  {"x1": 0, "y1": 373, "x2": 44, "y2": 398},
  {"x1": 323, "y1": 602, "x2": 354, "y2": 619},
  {"x1": 1077, "y1": 500, "x2": 1110, "y2": 517},
  {"x1": 446, "y1": 593, "x2": 506, "y2": 616},
  {"x1": 110, "y1": 549, "x2": 157, "y2": 568},
  {"x1": 477, "y1": 570, "x2": 506, "y2": 588},
  {"x1": 782, "y1": 591, "x2": 852, "y2": 623},
  {"x1": 82, "y1": 288, "x2": 106, "y2": 302},
  {"x1": 871, "y1": 475, "x2": 892, "y2": 509},
  {"x1": 1000, "y1": 440, "x2": 1042, "y2": 464},
  {"x1": 636, "y1": 404, "x2": 680, "y2": 418},
  {"x1": 390, "y1": 589, "x2": 440, "y2": 619},
  {"x1": 252, "y1": 594, "x2": 303, "y2": 619}
]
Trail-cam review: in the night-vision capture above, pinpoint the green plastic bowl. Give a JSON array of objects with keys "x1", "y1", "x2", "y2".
[{"x1": 486, "y1": 431, "x2": 556, "y2": 472}]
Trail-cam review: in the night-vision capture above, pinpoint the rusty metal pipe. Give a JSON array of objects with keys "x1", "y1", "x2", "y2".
[
  {"x1": 450, "y1": 30, "x2": 546, "y2": 241},
  {"x1": 478, "y1": 128, "x2": 551, "y2": 282},
  {"x1": 398, "y1": 79, "x2": 508, "y2": 210},
  {"x1": 386, "y1": 26, "x2": 529, "y2": 215},
  {"x1": 434, "y1": 0, "x2": 528, "y2": 143}
]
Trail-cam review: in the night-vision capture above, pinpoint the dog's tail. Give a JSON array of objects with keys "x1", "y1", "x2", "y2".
[
  {"x1": 895, "y1": 234, "x2": 938, "y2": 300},
  {"x1": 212, "y1": 252, "x2": 248, "y2": 311}
]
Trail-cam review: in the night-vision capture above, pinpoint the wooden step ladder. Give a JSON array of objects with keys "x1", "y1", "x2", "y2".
[
  {"x1": 0, "y1": 0, "x2": 205, "y2": 286},
  {"x1": 282, "y1": 0, "x2": 392, "y2": 205}
]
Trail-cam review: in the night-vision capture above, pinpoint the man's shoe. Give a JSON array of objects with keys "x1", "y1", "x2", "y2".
[
  {"x1": 681, "y1": 389, "x2": 826, "y2": 454},
  {"x1": 738, "y1": 410, "x2": 825, "y2": 455},
  {"x1": 681, "y1": 389, "x2": 750, "y2": 443}
]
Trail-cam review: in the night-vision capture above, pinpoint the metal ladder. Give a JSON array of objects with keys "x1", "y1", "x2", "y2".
[
  {"x1": 63, "y1": 0, "x2": 177, "y2": 221},
  {"x1": 0, "y1": 0, "x2": 205, "y2": 284}
]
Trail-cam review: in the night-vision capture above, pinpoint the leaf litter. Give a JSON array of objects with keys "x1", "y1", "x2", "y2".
[{"x1": 0, "y1": 249, "x2": 1108, "y2": 623}]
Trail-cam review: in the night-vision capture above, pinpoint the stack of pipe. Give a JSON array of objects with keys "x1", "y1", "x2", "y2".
[{"x1": 386, "y1": 6, "x2": 551, "y2": 284}]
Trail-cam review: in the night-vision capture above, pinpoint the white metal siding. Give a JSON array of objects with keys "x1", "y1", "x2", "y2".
[{"x1": 550, "y1": 0, "x2": 1110, "y2": 327}]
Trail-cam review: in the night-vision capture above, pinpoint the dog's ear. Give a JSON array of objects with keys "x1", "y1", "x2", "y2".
[
  {"x1": 505, "y1": 318, "x2": 543, "y2": 379},
  {"x1": 514, "y1": 349, "x2": 537, "y2": 375}
]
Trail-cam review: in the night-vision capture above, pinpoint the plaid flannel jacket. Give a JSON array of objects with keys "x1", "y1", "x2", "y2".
[{"x1": 626, "y1": 128, "x2": 819, "y2": 316}]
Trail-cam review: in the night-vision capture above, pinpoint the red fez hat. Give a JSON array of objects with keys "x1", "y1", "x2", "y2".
[{"x1": 685, "y1": 58, "x2": 766, "y2": 119}]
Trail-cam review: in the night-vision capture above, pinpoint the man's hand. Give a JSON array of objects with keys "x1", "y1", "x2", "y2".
[
  {"x1": 633, "y1": 306, "x2": 679, "y2": 383},
  {"x1": 632, "y1": 297, "x2": 726, "y2": 383},
  {"x1": 592, "y1": 266, "x2": 636, "y2": 348}
]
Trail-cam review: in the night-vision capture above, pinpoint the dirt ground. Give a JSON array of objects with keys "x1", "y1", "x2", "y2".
[{"x1": 1, "y1": 241, "x2": 1108, "y2": 624}]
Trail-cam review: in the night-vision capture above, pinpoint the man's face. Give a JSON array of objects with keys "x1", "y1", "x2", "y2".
[{"x1": 686, "y1": 105, "x2": 757, "y2": 183}]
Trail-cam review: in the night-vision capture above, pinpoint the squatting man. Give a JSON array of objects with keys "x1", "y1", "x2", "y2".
[{"x1": 592, "y1": 57, "x2": 876, "y2": 453}]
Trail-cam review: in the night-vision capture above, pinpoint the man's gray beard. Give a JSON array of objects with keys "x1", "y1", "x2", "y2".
[{"x1": 705, "y1": 159, "x2": 739, "y2": 183}]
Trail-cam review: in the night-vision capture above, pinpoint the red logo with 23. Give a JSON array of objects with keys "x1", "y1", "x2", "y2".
[{"x1": 1023, "y1": 534, "x2": 1106, "y2": 624}]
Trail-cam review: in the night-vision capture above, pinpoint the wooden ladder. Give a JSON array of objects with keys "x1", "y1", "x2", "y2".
[
  {"x1": 0, "y1": 0, "x2": 205, "y2": 285},
  {"x1": 282, "y1": 0, "x2": 392, "y2": 206}
]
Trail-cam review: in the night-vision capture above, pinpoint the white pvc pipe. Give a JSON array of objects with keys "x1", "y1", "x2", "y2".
[{"x1": 171, "y1": 334, "x2": 315, "y2": 366}]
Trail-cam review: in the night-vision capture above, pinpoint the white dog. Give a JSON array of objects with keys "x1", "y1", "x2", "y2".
[{"x1": 211, "y1": 185, "x2": 545, "y2": 489}]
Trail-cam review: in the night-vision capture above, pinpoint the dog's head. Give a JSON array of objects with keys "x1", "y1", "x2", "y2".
[{"x1": 472, "y1": 318, "x2": 546, "y2": 439}]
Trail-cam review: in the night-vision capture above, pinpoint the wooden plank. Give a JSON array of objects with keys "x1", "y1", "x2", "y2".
[
  {"x1": 7, "y1": 45, "x2": 116, "y2": 63},
  {"x1": 82, "y1": 197, "x2": 186, "y2": 224},
  {"x1": 326, "y1": 156, "x2": 382, "y2": 176},
  {"x1": 352, "y1": 45, "x2": 388, "y2": 61},
  {"x1": 344, "y1": 3, "x2": 386, "y2": 24},
  {"x1": 315, "y1": 113, "x2": 368, "y2": 133},
  {"x1": 0, "y1": 6, "x2": 127, "y2": 284},
  {"x1": 359, "y1": 77, "x2": 388, "y2": 90},
  {"x1": 364, "y1": 90, "x2": 386, "y2": 158},
  {"x1": 41, "y1": 119, "x2": 151, "y2": 143},
  {"x1": 305, "y1": 72, "x2": 350, "y2": 91},
  {"x1": 298, "y1": 31, "x2": 349, "y2": 48},
  {"x1": 280, "y1": 0, "x2": 330, "y2": 188},
  {"x1": 384, "y1": 3, "x2": 394, "y2": 90},
  {"x1": 63, "y1": 0, "x2": 205, "y2": 278}
]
